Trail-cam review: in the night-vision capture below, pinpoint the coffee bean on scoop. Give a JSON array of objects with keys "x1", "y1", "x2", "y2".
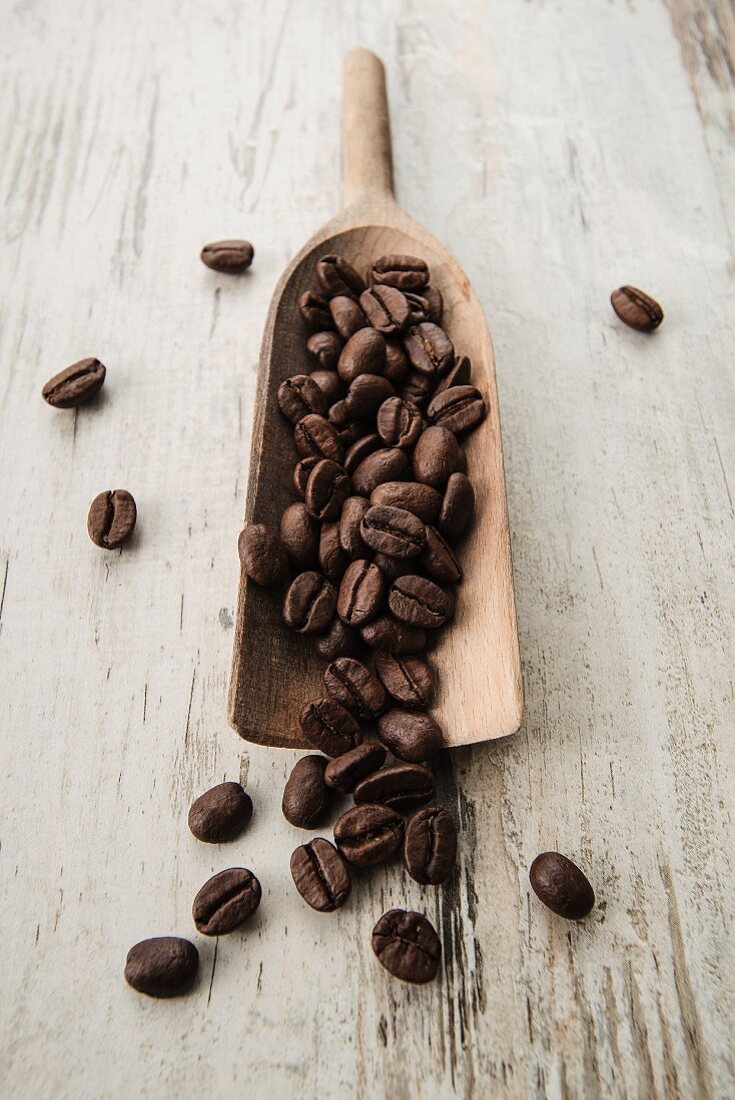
[
  {"x1": 404, "y1": 322, "x2": 454, "y2": 377},
  {"x1": 372, "y1": 553, "x2": 414, "y2": 580},
  {"x1": 200, "y1": 239, "x2": 254, "y2": 273},
  {"x1": 313, "y1": 617, "x2": 360, "y2": 661},
  {"x1": 388, "y1": 576, "x2": 452, "y2": 629},
  {"x1": 376, "y1": 397, "x2": 423, "y2": 449},
  {"x1": 319, "y1": 521, "x2": 350, "y2": 581},
  {"x1": 87, "y1": 490, "x2": 137, "y2": 549},
  {"x1": 305, "y1": 458, "x2": 351, "y2": 521},
  {"x1": 282, "y1": 755, "x2": 333, "y2": 828},
  {"x1": 372, "y1": 909, "x2": 441, "y2": 983},
  {"x1": 323, "y1": 743, "x2": 387, "y2": 793},
  {"x1": 371, "y1": 254, "x2": 429, "y2": 292},
  {"x1": 345, "y1": 374, "x2": 394, "y2": 419},
  {"x1": 354, "y1": 762, "x2": 434, "y2": 812},
  {"x1": 399, "y1": 370, "x2": 433, "y2": 409},
  {"x1": 290, "y1": 838, "x2": 351, "y2": 912},
  {"x1": 192, "y1": 868, "x2": 261, "y2": 935},
  {"x1": 330, "y1": 295, "x2": 368, "y2": 340},
  {"x1": 188, "y1": 781, "x2": 253, "y2": 843},
  {"x1": 238, "y1": 524, "x2": 290, "y2": 586},
  {"x1": 374, "y1": 652, "x2": 433, "y2": 709},
  {"x1": 299, "y1": 697, "x2": 361, "y2": 757},
  {"x1": 360, "y1": 505, "x2": 426, "y2": 559},
  {"x1": 294, "y1": 413, "x2": 344, "y2": 463},
  {"x1": 277, "y1": 374, "x2": 328, "y2": 422},
  {"x1": 337, "y1": 560, "x2": 385, "y2": 626},
  {"x1": 413, "y1": 426, "x2": 462, "y2": 489},
  {"x1": 309, "y1": 369, "x2": 343, "y2": 405},
  {"x1": 338, "y1": 328, "x2": 387, "y2": 383},
  {"x1": 42, "y1": 357, "x2": 106, "y2": 408},
  {"x1": 283, "y1": 572, "x2": 337, "y2": 633},
  {"x1": 403, "y1": 292, "x2": 430, "y2": 324},
  {"x1": 427, "y1": 385, "x2": 486, "y2": 435},
  {"x1": 422, "y1": 285, "x2": 443, "y2": 324},
  {"x1": 360, "y1": 285, "x2": 411, "y2": 335},
  {"x1": 299, "y1": 290, "x2": 333, "y2": 332},
  {"x1": 316, "y1": 255, "x2": 366, "y2": 299},
  {"x1": 334, "y1": 804, "x2": 404, "y2": 867},
  {"x1": 307, "y1": 331, "x2": 344, "y2": 370},
  {"x1": 529, "y1": 852, "x2": 595, "y2": 920},
  {"x1": 360, "y1": 616, "x2": 426, "y2": 654},
  {"x1": 344, "y1": 433, "x2": 382, "y2": 474},
  {"x1": 351, "y1": 447, "x2": 409, "y2": 497},
  {"x1": 610, "y1": 285, "x2": 663, "y2": 332},
  {"x1": 339, "y1": 496, "x2": 371, "y2": 558},
  {"x1": 370, "y1": 482, "x2": 441, "y2": 524},
  {"x1": 125, "y1": 937, "x2": 198, "y2": 998},
  {"x1": 438, "y1": 472, "x2": 475, "y2": 538},
  {"x1": 280, "y1": 503, "x2": 319, "y2": 570},
  {"x1": 293, "y1": 456, "x2": 321, "y2": 497},
  {"x1": 434, "y1": 354, "x2": 471, "y2": 395},
  {"x1": 384, "y1": 340, "x2": 409, "y2": 384},
  {"x1": 420, "y1": 526, "x2": 462, "y2": 584},
  {"x1": 378, "y1": 709, "x2": 443, "y2": 761},
  {"x1": 324, "y1": 657, "x2": 385, "y2": 719},
  {"x1": 404, "y1": 806, "x2": 457, "y2": 885}
]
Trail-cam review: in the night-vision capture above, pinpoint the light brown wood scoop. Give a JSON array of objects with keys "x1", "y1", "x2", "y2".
[{"x1": 228, "y1": 49, "x2": 523, "y2": 749}]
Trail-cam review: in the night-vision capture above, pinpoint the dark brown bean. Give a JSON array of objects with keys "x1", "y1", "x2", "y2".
[
  {"x1": 377, "y1": 708, "x2": 443, "y2": 761},
  {"x1": 375, "y1": 652, "x2": 433, "y2": 709},
  {"x1": 299, "y1": 290, "x2": 333, "y2": 331},
  {"x1": 238, "y1": 524, "x2": 290, "y2": 586},
  {"x1": 404, "y1": 806, "x2": 457, "y2": 885},
  {"x1": 404, "y1": 323, "x2": 454, "y2": 377},
  {"x1": 330, "y1": 295, "x2": 368, "y2": 340},
  {"x1": 399, "y1": 370, "x2": 433, "y2": 409},
  {"x1": 360, "y1": 505, "x2": 426, "y2": 559},
  {"x1": 403, "y1": 291, "x2": 430, "y2": 324},
  {"x1": 388, "y1": 575, "x2": 452, "y2": 628},
  {"x1": 384, "y1": 340, "x2": 409, "y2": 384},
  {"x1": 334, "y1": 804, "x2": 404, "y2": 867},
  {"x1": 294, "y1": 413, "x2": 344, "y2": 464},
  {"x1": 354, "y1": 762, "x2": 434, "y2": 812},
  {"x1": 337, "y1": 560, "x2": 385, "y2": 626},
  {"x1": 360, "y1": 616, "x2": 426, "y2": 655},
  {"x1": 529, "y1": 852, "x2": 595, "y2": 919},
  {"x1": 610, "y1": 286, "x2": 664, "y2": 332},
  {"x1": 372, "y1": 553, "x2": 414, "y2": 581},
  {"x1": 200, "y1": 239, "x2": 254, "y2": 273},
  {"x1": 371, "y1": 254, "x2": 429, "y2": 292},
  {"x1": 277, "y1": 374, "x2": 328, "y2": 422},
  {"x1": 42, "y1": 357, "x2": 106, "y2": 408},
  {"x1": 319, "y1": 521, "x2": 350, "y2": 581},
  {"x1": 282, "y1": 755, "x2": 333, "y2": 828},
  {"x1": 305, "y1": 459, "x2": 351, "y2": 521},
  {"x1": 339, "y1": 421, "x2": 372, "y2": 447},
  {"x1": 299, "y1": 697, "x2": 361, "y2": 757},
  {"x1": 376, "y1": 397, "x2": 423, "y2": 449},
  {"x1": 290, "y1": 838, "x2": 351, "y2": 912},
  {"x1": 422, "y1": 285, "x2": 443, "y2": 324},
  {"x1": 413, "y1": 426, "x2": 462, "y2": 489},
  {"x1": 324, "y1": 657, "x2": 385, "y2": 719},
  {"x1": 125, "y1": 937, "x2": 198, "y2": 998},
  {"x1": 337, "y1": 328, "x2": 386, "y2": 383},
  {"x1": 351, "y1": 448, "x2": 410, "y2": 497},
  {"x1": 283, "y1": 572, "x2": 337, "y2": 634},
  {"x1": 434, "y1": 355, "x2": 471, "y2": 395},
  {"x1": 420, "y1": 526, "x2": 462, "y2": 584},
  {"x1": 316, "y1": 254, "x2": 366, "y2": 299},
  {"x1": 328, "y1": 398, "x2": 352, "y2": 429},
  {"x1": 360, "y1": 285, "x2": 411, "y2": 335},
  {"x1": 280, "y1": 503, "x2": 319, "y2": 570},
  {"x1": 188, "y1": 781, "x2": 253, "y2": 843},
  {"x1": 344, "y1": 433, "x2": 382, "y2": 474},
  {"x1": 339, "y1": 496, "x2": 371, "y2": 558},
  {"x1": 370, "y1": 482, "x2": 441, "y2": 524},
  {"x1": 192, "y1": 868, "x2": 261, "y2": 935},
  {"x1": 307, "y1": 331, "x2": 344, "y2": 370},
  {"x1": 438, "y1": 472, "x2": 475, "y2": 538},
  {"x1": 309, "y1": 369, "x2": 343, "y2": 405},
  {"x1": 372, "y1": 909, "x2": 441, "y2": 983},
  {"x1": 323, "y1": 743, "x2": 387, "y2": 792},
  {"x1": 87, "y1": 490, "x2": 137, "y2": 549},
  {"x1": 344, "y1": 374, "x2": 394, "y2": 419},
  {"x1": 313, "y1": 617, "x2": 360, "y2": 661},
  {"x1": 427, "y1": 385, "x2": 486, "y2": 435},
  {"x1": 293, "y1": 456, "x2": 321, "y2": 497}
]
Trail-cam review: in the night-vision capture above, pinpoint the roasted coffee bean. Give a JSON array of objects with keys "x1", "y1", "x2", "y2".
[
  {"x1": 125, "y1": 937, "x2": 198, "y2": 998},
  {"x1": 399, "y1": 370, "x2": 433, "y2": 409},
  {"x1": 344, "y1": 433, "x2": 382, "y2": 474},
  {"x1": 360, "y1": 616, "x2": 426, "y2": 655},
  {"x1": 238, "y1": 524, "x2": 290, "y2": 586},
  {"x1": 337, "y1": 560, "x2": 385, "y2": 625},
  {"x1": 403, "y1": 292, "x2": 430, "y2": 324},
  {"x1": 372, "y1": 254, "x2": 429, "y2": 292},
  {"x1": 319, "y1": 521, "x2": 350, "y2": 581},
  {"x1": 337, "y1": 328, "x2": 387, "y2": 383},
  {"x1": 372, "y1": 909, "x2": 441, "y2": 983},
  {"x1": 438, "y1": 472, "x2": 475, "y2": 538},
  {"x1": 610, "y1": 285, "x2": 663, "y2": 332},
  {"x1": 376, "y1": 397, "x2": 423, "y2": 449},
  {"x1": 372, "y1": 553, "x2": 414, "y2": 580},
  {"x1": 307, "y1": 331, "x2": 344, "y2": 370},
  {"x1": 370, "y1": 481, "x2": 442, "y2": 524},
  {"x1": 188, "y1": 781, "x2": 253, "y2": 843},
  {"x1": 422, "y1": 285, "x2": 443, "y2": 324},
  {"x1": 421, "y1": 526, "x2": 462, "y2": 584},
  {"x1": 404, "y1": 806, "x2": 457, "y2": 885},
  {"x1": 354, "y1": 762, "x2": 434, "y2": 812},
  {"x1": 87, "y1": 489, "x2": 137, "y2": 549},
  {"x1": 378, "y1": 708, "x2": 443, "y2": 761},
  {"x1": 200, "y1": 239, "x2": 254, "y2": 273},
  {"x1": 360, "y1": 285, "x2": 410, "y2": 335},
  {"x1": 339, "y1": 421, "x2": 371, "y2": 447},
  {"x1": 375, "y1": 652, "x2": 433, "y2": 709},
  {"x1": 351, "y1": 447, "x2": 409, "y2": 497},
  {"x1": 339, "y1": 495, "x2": 371, "y2": 558},
  {"x1": 345, "y1": 374, "x2": 394, "y2": 419},
  {"x1": 316, "y1": 254, "x2": 366, "y2": 299},
  {"x1": 294, "y1": 413, "x2": 344, "y2": 464},
  {"x1": 328, "y1": 398, "x2": 352, "y2": 429},
  {"x1": 305, "y1": 459, "x2": 351, "y2": 521},
  {"x1": 313, "y1": 617, "x2": 359, "y2": 661},
  {"x1": 290, "y1": 838, "x2": 351, "y2": 912},
  {"x1": 360, "y1": 505, "x2": 426, "y2": 559},
  {"x1": 413, "y1": 426, "x2": 462, "y2": 489},
  {"x1": 427, "y1": 385, "x2": 486, "y2": 435},
  {"x1": 192, "y1": 868, "x2": 261, "y2": 935},
  {"x1": 42, "y1": 357, "x2": 106, "y2": 408},
  {"x1": 330, "y1": 295, "x2": 368, "y2": 340},
  {"x1": 389, "y1": 575, "x2": 452, "y2": 628},
  {"x1": 283, "y1": 572, "x2": 337, "y2": 634},
  {"x1": 404, "y1": 323, "x2": 454, "y2": 377},
  {"x1": 280, "y1": 503, "x2": 319, "y2": 569},
  {"x1": 384, "y1": 340, "x2": 409, "y2": 384},
  {"x1": 324, "y1": 657, "x2": 385, "y2": 719},
  {"x1": 277, "y1": 374, "x2": 328, "y2": 422},
  {"x1": 293, "y1": 456, "x2": 321, "y2": 497},
  {"x1": 299, "y1": 697, "x2": 361, "y2": 757},
  {"x1": 299, "y1": 290, "x2": 333, "y2": 331},
  {"x1": 334, "y1": 803, "x2": 404, "y2": 867},
  {"x1": 309, "y1": 369, "x2": 343, "y2": 405},
  {"x1": 529, "y1": 852, "x2": 595, "y2": 919},
  {"x1": 324, "y1": 743, "x2": 387, "y2": 792},
  {"x1": 434, "y1": 354, "x2": 471, "y2": 395},
  {"x1": 282, "y1": 755, "x2": 333, "y2": 828}
]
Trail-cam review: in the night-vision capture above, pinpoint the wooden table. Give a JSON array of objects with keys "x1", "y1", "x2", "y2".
[{"x1": 2, "y1": 2, "x2": 733, "y2": 1096}]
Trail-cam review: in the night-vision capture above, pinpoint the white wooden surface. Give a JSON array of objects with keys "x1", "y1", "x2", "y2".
[{"x1": 1, "y1": 1, "x2": 733, "y2": 1097}]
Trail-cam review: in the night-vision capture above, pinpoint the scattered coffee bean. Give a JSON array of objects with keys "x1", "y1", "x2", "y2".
[
  {"x1": 125, "y1": 937, "x2": 198, "y2": 998},
  {"x1": 372, "y1": 552, "x2": 414, "y2": 580},
  {"x1": 384, "y1": 340, "x2": 409, "y2": 384},
  {"x1": 434, "y1": 355, "x2": 471, "y2": 395},
  {"x1": 294, "y1": 413, "x2": 344, "y2": 464},
  {"x1": 421, "y1": 285, "x2": 443, "y2": 324},
  {"x1": 313, "y1": 617, "x2": 359, "y2": 661},
  {"x1": 304, "y1": 458, "x2": 351, "y2": 521},
  {"x1": 307, "y1": 331, "x2": 344, "y2": 370},
  {"x1": 360, "y1": 285, "x2": 411, "y2": 335},
  {"x1": 427, "y1": 385, "x2": 486, "y2": 435},
  {"x1": 372, "y1": 254, "x2": 429, "y2": 292},
  {"x1": 309, "y1": 369, "x2": 343, "y2": 405},
  {"x1": 399, "y1": 370, "x2": 434, "y2": 409},
  {"x1": 238, "y1": 524, "x2": 290, "y2": 587},
  {"x1": 360, "y1": 505, "x2": 426, "y2": 559},
  {"x1": 372, "y1": 909, "x2": 441, "y2": 983},
  {"x1": 280, "y1": 502, "x2": 319, "y2": 570},
  {"x1": 323, "y1": 743, "x2": 387, "y2": 792},
  {"x1": 376, "y1": 397, "x2": 423, "y2": 449},
  {"x1": 319, "y1": 520, "x2": 349, "y2": 581},
  {"x1": 404, "y1": 322, "x2": 454, "y2": 377},
  {"x1": 283, "y1": 571, "x2": 337, "y2": 634},
  {"x1": 316, "y1": 255, "x2": 366, "y2": 299},
  {"x1": 351, "y1": 447, "x2": 410, "y2": 497},
  {"x1": 282, "y1": 755, "x2": 333, "y2": 828},
  {"x1": 413, "y1": 426, "x2": 462, "y2": 489},
  {"x1": 338, "y1": 495, "x2": 371, "y2": 558},
  {"x1": 328, "y1": 398, "x2": 352, "y2": 429},
  {"x1": 334, "y1": 803, "x2": 404, "y2": 866},
  {"x1": 421, "y1": 525, "x2": 462, "y2": 584},
  {"x1": 610, "y1": 285, "x2": 663, "y2": 332},
  {"x1": 438, "y1": 472, "x2": 474, "y2": 538},
  {"x1": 188, "y1": 781, "x2": 253, "y2": 843},
  {"x1": 293, "y1": 456, "x2": 321, "y2": 497},
  {"x1": 324, "y1": 657, "x2": 385, "y2": 718},
  {"x1": 337, "y1": 559, "x2": 385, "y2": 625},
  {"x1": 370, "y1": 481, "x2": 441, "y2": 524},
  {"x1": 200, "y1": 239, "x2": 254, "y2": 273},
  {"x1": 299, "y1": 290, "x2": 333, "y2": 332},
  {"x1": 360, "y1": 615, "x2": 426, "y2": 654},
  {"x1": 388, "y1": 575, "x2": 452, "y2": 628},
  {"x1": 192, "y1": 867, "x2": 261, "y2": 935},
  {"x1": 299, "y1": 697, "x2": 361, "y2": 757},
  {"x1": 290, "y1": 838, "x2": 351, "y2": 911},
  {"x1": 375, "y1": 652, "x2": 433, "y2": 710},
  {"x1": 378, "y1": 708, "x2": 443, "y2": 761},
  {"x1": 330, "y1": 295, "x2": 368, "y2": 340},
  {"x1": 278, "y1": 374, "x2": 328, "y2": 423},
  {"x1": 404, "y1": 806, "x2": 457, "y2": 885},
  {"x1": 42, "y1": 357, "x2": 106, "y2": 408},
  {"x1": 529, "y1": 852, "x2": 595, "y2": 920},
  {"x1": 344, "y1": 433, "x2": 382, "y2": 474},
  {"x1": 354, "y1": 762, "x2": 434, "y2": 812},
  {"x1": 339, "y1": 420, "x2": 371, "y2": 447},
  {"x1": 345, "y1": 374, "x2": 395, "y2": 419},
  {"x1": 87, "y1": 489, "x2": 137, "y2": 549},
  {"x1": 337, "y1": 328, "x2": 387, "y2": 383}
]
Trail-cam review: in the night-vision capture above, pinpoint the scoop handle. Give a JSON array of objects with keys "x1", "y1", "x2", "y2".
[{"x1": 342, "y1": 49, "x2": 395, "y2": 205}]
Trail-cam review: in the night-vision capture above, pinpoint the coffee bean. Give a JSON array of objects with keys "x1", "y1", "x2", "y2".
[
  {"x1": 200, "y1": 239, "x2": 253, "y2": 273},
  {"x1": 360, "y1": 505, "x2": 426, "y2": 559},
  {"x1": 334, "y1": 803, "x2": 404, "y2": 867},
  {"x1": 337, "y1": 560, "x2": 385, "y2": 625},
  {"x1": 354, "y1": 762, "x2": 434, "y2": 812},
  {"x1": 375, "y1": 652, "x2": 433, "y2": 709},
  {"x1": 337, "y1": 328, "x2": 386, "y2": 383},
  {"x1": 339, "y1": 495, "x2": 371, "y2": 558},
  {"x1": 370, "y1": 482, "x2": 442, "y2": 524},
  {"x1": 345, "y1": 374, "x2": 394, "y2": 419},
  {"x1": 238, "y1": 524, "x2": 290, "y2": 587},
  {"x1": 313, "y1": 617, "x2": 359, "y2": 661},
  {"x1": 438, "y1": 472, "x2": 474, "y2": 538},
  {"x1": 324, "y1": 657, "x2": 385, "y2": 719},
  {"x1": 372, "y1": 553, "x2": 414, "y2": 580},
  {"x1": 384, "y1": 340, "x2": 409, "y2": 384},
  {"x1": 378, "y1": 708, "x2": 443, "y2": 761},
  {"x1": 293, "y1": 456, "x2": 321, "y2": 497},
  {"x1": 192, "y1": 868, "x2": 261, "y2": 935},
  {"x1": 403, "y1": 292, "x2": 430, "y2": 324},
  {"x1": 299, "y1": 697, "x2": 361, "y2": 757},
  {"x1": 421, "y1": 525, "x2": 462, "y2": 584},
  {"x1": 372, "y1": 909, "x2": 441, "y2": 983},
  {"x1": 360, "y1": 285, "x2": 411, "y2": 335},
  {"x1": 529, "y1": 852, "x2": 595, "y2": 919},
  {"x1": 610, "y1": 285, "x2": 663, "y2": 332},
  {"x1": 309, "y1": 369, "x2": 343, "y2": 405},
  {"x1": 323, "y1": 743, "x2": 387, "y2": 792},
  {"x1": 283, "y1": 572, "x2": 337, "y2": 634},
  {"x1": 434, "y1": 355, "x2": 471, "y2": 395},
  {"x1": 344, "y1": 433, "x2": 382, "y2": 474},
  {"x1": 427, "y1": 385, "x2": 486, "y2": 435},
  {"x1": 399, "y1": 370, "x2": 433, "y2": 409},
  {"x1": 339, "y1": 421, "x2": 372, "y2": 447},
  {"x1": 299, "y1": 290, "x2": 333, "y2": 331},
  {"x1": 282, "y1": 755, "x2": 333, "y2": 828},
  {"x1": 422, "y1": 285, "x2": 443, "y2": 324},
  {"x1": 371, "y1": 254, "x2": 429, "y2": 292},
  {"x1": 388, "y1": 575, "x2": 452, "y2": 628},
  {"x1": 404, "y1": 806, "x2": 457, "y2": 885},
  {"x1": 360, "y1": 616, "x2": 426, "y2": 655},
  {"x1": 351, "y1": 447, "x2": 410, "y2": 497},
  {"x1": 319, "y1": 521, "x2": 350, "y2": 581},
  {"x1": 307, "y1": 331, "x2": 344, "y2": 370},
  {"x1": 280, "y1": 503, "x2": 319, "y2": 569},
  {"x1": 87, "y1": 489, "x2": 137, "y2": 549},
  {"x1": 328, "y1": 398, "x2": 352, "y2": 429},
  {"x1": 290, "y1": 838, "x2": 351, "y2": 912},
  {"x1": 404, "y1": 322, "x2": 454, "y2": 377},
  {"x1": 305, "y1": 458, "x2": 351, "y2": 521},
  {"x1": 42, "y1": 357, "x2": 106, "y2": 408},
  {"x1": 413, "y1": 426, "x2": 462, "y2": 489},
  {"x1": 277, "y1": 374, "x2": 328, "y2": 423},
  {"x1": 188, "y1": 781, "x2": 253, "y2": 843},
  {"x1": 316, "y1": 254, "x2": 366, "y2": 299},
  {"x1": 294, "y1": 413, "x2": 344, "y2": 464},
  {"x1": 125, "y1": 937, "x2": 198, "y2": 998},
  {"x1": 330, "y1": 295, "x2": 368, "y2": 340},
  {"x1": 376, "y1": 397, "x2": 423, "y2": 449}
]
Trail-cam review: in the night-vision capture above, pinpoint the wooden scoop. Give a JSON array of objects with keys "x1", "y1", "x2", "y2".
[{"x1": 228, "y1": 49, "x2": 523, "y2": 749}]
